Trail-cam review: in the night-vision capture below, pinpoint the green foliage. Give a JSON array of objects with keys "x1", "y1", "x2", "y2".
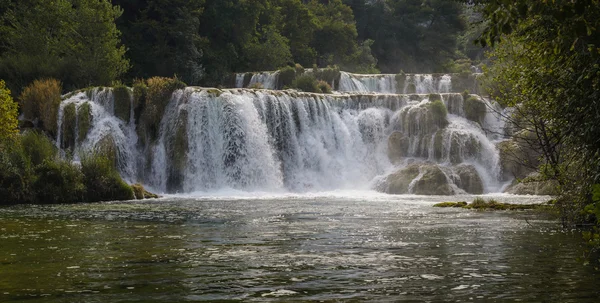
[
  {"x1": 132, "y1": 183, "x2": 158, "y2": 199},
  {"x1": 0, "y1": 0, "x2": 129, "y2": 93},
  {"x1": 20, "y1": 130, "x2": 57, "y2": 167},
  {"x1": 31, "y1": 159, "x2": 85, "y2": 204},
  {"x1": 313, "y1": 66, "x2": 341, "y2": 87},
  {"x1": 433, "y1": 201, "x2": 467, "y2": 208},
  {"x1": 434, "y1": 198, "x2": 544, "y2": 210},
  {"x1": 19, "y1": 79, "x2": 62, "y2": 137},
  {"x1": 113, "y1": 84, "x2": 131, "y2": 122},
  {"x1": 80, "y1": 149, "x2": 134, "y2": 202},
  {"x1": 0, "y1": 80, "x2": 18, "y2": 142},
  {"x1": 292, "y1": 74, "x2": 319, "y2": 93},
  {"x1": 244, "y1": 26, "x2": 293, "y2": 71},
  {"x1": 0, "y1": 140, "x2": 33, "y2": 204}
]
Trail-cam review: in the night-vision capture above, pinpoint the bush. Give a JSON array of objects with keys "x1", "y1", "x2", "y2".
[
  {"x1": 313, "y1": 66, "x2": 341, "y2": 87},
  {"x1": 248, "y1": 82, "x2": 264, "y2": 89},
  {"x1": 113, "y1": 83, "x2": 131, "y2": 122},
  {"x1": 0, "y1": 142, "x2": 33, "y2": 205},
  {"x1": 21, "y1": 130, "x2": 57, "y2": 167},
  {"x1": 292, "y1": 74, "x2": 320, "y2": 93},
  {"x1": 80, "y1": 150, "x2": 134, "y2": 202},
  {"x1": 317, "y1": 80, "x2": 332, "y2": 94},
  {"x1": 278, "y1": 66, "x2": 296, "y2": 89},
  {"x1": 32, "y1": 159, "x2": 85, "y2": 204},
  {"x1": 19, "y1": 79, "x2": 62, "y2": 137},
  {"x1": 295, "y1": 63, "x2": 305, "y2": 75}
]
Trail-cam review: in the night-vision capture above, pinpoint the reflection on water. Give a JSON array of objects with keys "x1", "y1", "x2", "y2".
[{"x1": 1, "y1": 193, "x2": 599, "y2": 302}]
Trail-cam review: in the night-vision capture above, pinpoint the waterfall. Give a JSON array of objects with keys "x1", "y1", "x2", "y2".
[{"x1": 56, "y1": 72, "x2": 508, "y2": 195}]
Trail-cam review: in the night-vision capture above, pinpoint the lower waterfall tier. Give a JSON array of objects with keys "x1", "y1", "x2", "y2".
[{"x1": 57, "y1": 88, "x2": 509, "y2": 194}]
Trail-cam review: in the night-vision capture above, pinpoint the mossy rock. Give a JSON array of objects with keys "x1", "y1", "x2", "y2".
[
  {"x1": 497, "y1": 139, "x2": 537, "y2": 181},
  {"x1": 426, "y1": 99, "x2": 448, "y2": 128},
  {"x1": 77, "y1": 102, "x2": 92, "y2": 144},
  {"x1": 113, "y1": 85, "x2": 131, "y2": 122},
  {"x1": 504, "y1": 173, "x2": 558, "y2": 195},
  {"x1": 387, "y1": 131, "x2": 409, "y2": 163},
  {"x1": 132, "y1": 183, "x2": 159, "y2": 199},
  {"x1": 453, "y1": 164, "x2": 484, "y2": 194},
  {"x1": 138, "y1": 77, "x2": 186, "y2": 144},
  {"x1": 464, "y1": 95, "x2": 487, "y2": 124},
  {"x1": 434, "y1": 201, "x2": 467, "y2": 208},
  {"x1": 406, "y1": 83, "x2": 417, "y2": 94},
  {"x1": 428, "y1": 93, "x2": 442, "y2": 102},
  {"x1": 278, "y1": 66, "x2": 296, "y2": 89},
  {"x1": 166, "y1": 109, "x2": 189, "y2": 193},
  {"x1": 61, "y1": 103, "x2": 77, "y2": 150},
  {"x1": 412, "y1": 164, "x2": 453, "y2": 195},
  {"x1": 243, "y1": 73, "x2": 254, "y2": 88},
  {"x1": 378, "y1": 164, "x2": 421, "y2": 194}
]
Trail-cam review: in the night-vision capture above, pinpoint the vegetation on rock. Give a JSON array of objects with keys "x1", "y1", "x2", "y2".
[{"x1": 19, "y1": 79, "x2": 62, "y2": 137}]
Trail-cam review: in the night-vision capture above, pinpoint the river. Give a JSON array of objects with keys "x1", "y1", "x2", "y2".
[{"x1": 1, "y1": 192, "x2": 598, "y2": 302}]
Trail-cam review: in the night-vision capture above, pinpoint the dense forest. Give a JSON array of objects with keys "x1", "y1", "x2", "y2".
[
  {"x1": 0, "y1": 0, "x2": 474, "y2": 93},
  {"x1": 0, "y1": 0, "x2": 599, "y2": 264}
]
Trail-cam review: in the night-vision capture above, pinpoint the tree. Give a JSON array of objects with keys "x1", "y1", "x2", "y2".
[
  {"x1": 0, "y1": 0, "x2": 129, "y2": 93},
  {"x1": 0, "y1": 79, "x2": 18, "y2": 142},
  {"x1": 114, "y1": 0, "x2": 205, "y2": 85}
]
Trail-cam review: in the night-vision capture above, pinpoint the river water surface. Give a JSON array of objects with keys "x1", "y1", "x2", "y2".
[{"x1": 1, "y1": 192, "x2": 599, "y2": 302}]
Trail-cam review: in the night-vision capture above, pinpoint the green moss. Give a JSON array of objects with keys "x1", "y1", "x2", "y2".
[
  {"x1": 464, "y1": 95, "x2": 487, "y2": 124},
  {"x1": 77, "y1": 102, "x2": 92, "y2": 144},
  {"x1": 428, "y1": 93, "x2": 442, "y2": 102},
  {"x1": 167, "y1": 110, "x2": 188, "y2": 193},
  {"x1": 61, "y1": 103, "x2": 76, "y2": 150},
  {"x1": 426, "y1": 99, "x2": 448, "y2": 128},
  {"x1": 113, "y1": 85, "x2": 131, "y2": 122},
  {"x1": 433, "y1": 201, "x2": 467, "y2": 207},
  {"x1": 433, "y1": 130, "x2": 444, "y2": 160},
  {"x1": 206, "y1": 88, "x2": 223, "y2": 96},
  {"x1": 406, "y1": 83, "x2": 416, "y2": 94},
  {"x1": 139, "y1": 77, "x2": 187, "y2": 143},
  {"x1": 278, "y1": 66, "x2": 296, "y2": 89}
]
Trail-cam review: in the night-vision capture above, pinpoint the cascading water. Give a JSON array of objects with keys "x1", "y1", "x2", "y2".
[{"x1": 56, "y1": 70, "x2": 509, "y2": 195}]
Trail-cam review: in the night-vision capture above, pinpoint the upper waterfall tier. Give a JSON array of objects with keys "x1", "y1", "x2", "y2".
[
  {"x1": 232, "y1": 70, "x2": 483, "y2": 94},
  {"x1": 57, "y1": 87, "x2": 507, "y2": 194}
]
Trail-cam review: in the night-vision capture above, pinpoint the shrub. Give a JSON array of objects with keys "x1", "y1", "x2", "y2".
[
  {"x1": 132, "y1": 183, "x2": 158, "y2": 199},
  {"x1": 31, "y1": 159, "x2": 85, "y2": 204},
  {"x1": 61, "y1": 103, "x2": 76, "y2": 149},
  {"x1": 113, "y1": 83, "x2": 131, "y2": 122},
  {"x1": 317, "y1": 80, "x2": 332, "y2": 94},
  {"x1": 0, "y1": 80, "x2": 19, "y2": 142},
  {"x1": 0, "y1": 142, "x2": 33, "y2": 205},
  {"x1": 77, "y1": 102, "x2": 92, "y2": 143},
  {"x1": 80, "y1": 149, "x2": 134, "y2": 202},
  {"x1": 248, "y1": 82, "x2": 264, "y2": 89},
  {"x1": 292, "y1": 74, "x2": 320, "y2": 93},
  {"x1": 19, "y1": 79, "x2": 62, "y2": 137},
  {"x1": 314, "y1": 66, "x2": 341, "y2": 87},
  {"x1": 21, "y1": 130, "x2": 57, "y2": 167},
  {"x1": 278, "y1": 66, "x2": 296, "y2": 89}
]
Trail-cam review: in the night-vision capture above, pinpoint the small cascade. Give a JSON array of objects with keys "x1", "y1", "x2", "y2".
[
  {"x1": 338, "y1": 72, "x2": 397, "y2": 93},
  {"x1": 248, "y1": 71, "x2": 279, "y2": 89},
  {"x1": 235, "y1": 73, "x2": 245, "y2": 88}
]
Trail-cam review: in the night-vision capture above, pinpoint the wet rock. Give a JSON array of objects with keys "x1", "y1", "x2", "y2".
[
  {"x1": 378, "y1": 163, "x2": 420, "y2": 194},
  {"x1": 453, "y1": 164, "x2": 483, "y2": 194},
  {"x1": 464, "y1": 95, "x2": 487, "y2": 125},
  {"x1": 387, "y1": 131, "x2": 409, "y2": 163},
  {"x1": 504, "y1": 173, "x2": 557, "y2": 195},
  {"x1": 497, "y1": 138, "x2": 538, "y2": 181},
  {"x1": 412, "y1": 164, "x2": 453, "y2": 195}
]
